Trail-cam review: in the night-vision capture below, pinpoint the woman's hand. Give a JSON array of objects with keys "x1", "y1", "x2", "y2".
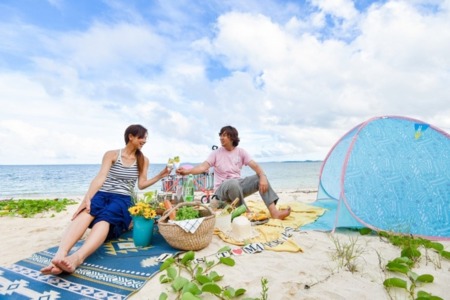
[
  {"x1": 160, "y1": 166, "x2": 170, "y2": 178},
  {"x1": 71, "y1": 197, "x2": 89, "y2": 220}
]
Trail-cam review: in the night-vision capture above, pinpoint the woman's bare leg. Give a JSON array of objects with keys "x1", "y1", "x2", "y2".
[
  {"x1": 54, "y1": 220, "x2": 109, "y2": 273},
  {"x1": 41, "y1": 211, "x2": 94, "y2": 274}
]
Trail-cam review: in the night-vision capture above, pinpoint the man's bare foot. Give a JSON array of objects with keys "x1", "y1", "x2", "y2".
[
  {"x1": 54, "y1": 254, "x2": 82, "y2": 274},
  {"x1": 271, "y1": 207, "x2": 291, "y2": 220},
  {"x1": 40, "y1": 263, "x2": 63, "y2": 275}
]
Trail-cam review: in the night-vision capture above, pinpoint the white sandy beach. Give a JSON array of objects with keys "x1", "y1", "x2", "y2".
[{"x1": 1, "y1": 191, "x2": 449, "y2": 300}]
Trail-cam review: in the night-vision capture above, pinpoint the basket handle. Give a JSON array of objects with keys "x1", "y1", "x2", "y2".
[{"x1": 159, "y1": 201, "x2": 214, "y2": 222}]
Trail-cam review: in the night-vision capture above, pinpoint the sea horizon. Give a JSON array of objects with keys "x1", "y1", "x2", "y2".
[
  {"x1": 0, "y1": 159, "x2": 323, "y2": 167},
  {"x1": 1, "y1": 161, "x2": 322, "y2": 199}
]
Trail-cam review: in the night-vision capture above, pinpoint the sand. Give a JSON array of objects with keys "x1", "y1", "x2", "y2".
[{"x1": 1, "y1": 190, "x2": 449, "y2": 300}]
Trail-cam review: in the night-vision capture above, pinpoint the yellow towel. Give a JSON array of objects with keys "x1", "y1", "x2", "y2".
[{"x1": 215, "y1": 201, "x2": 325, "y2": 253}]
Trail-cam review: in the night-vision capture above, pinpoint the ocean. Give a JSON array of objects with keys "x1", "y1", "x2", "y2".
[{"x1": 0, "y1": 161, "x2": 322, "y2": 199}]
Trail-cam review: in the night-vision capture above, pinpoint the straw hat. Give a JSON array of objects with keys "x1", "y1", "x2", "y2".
[{"x1": 227, "y1": 216, "x2": 258, "y2": 241}]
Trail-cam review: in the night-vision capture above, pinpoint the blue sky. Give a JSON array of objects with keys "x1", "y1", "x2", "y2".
[{"x1": 1, "y1": 0, "x2": 449, "y2": 165}]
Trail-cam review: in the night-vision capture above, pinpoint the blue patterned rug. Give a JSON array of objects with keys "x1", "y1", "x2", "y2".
[{"x1": 0, "y1": 230, "x2": 179, "y2": 299}]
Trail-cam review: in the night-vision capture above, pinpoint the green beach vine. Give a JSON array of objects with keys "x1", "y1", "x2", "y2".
[
  {"x1": 0, "y1": 198, "x2": 77, "y2": 218},
  {"x1": 360, "y1": 229, "x2": 449, "y2": 300},
  {"x1": 158, "y1": 247, "x2": 269, "y2": 300}
]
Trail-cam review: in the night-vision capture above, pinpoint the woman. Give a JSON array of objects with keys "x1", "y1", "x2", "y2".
[{"x1": 41, "y1": 124, "x2": 169, "y2": 275}]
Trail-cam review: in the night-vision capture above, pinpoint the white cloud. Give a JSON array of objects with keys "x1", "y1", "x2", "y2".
[
  {"x1": 60, "y1": 22, "x2": 167, "y2": 71},
  {"x1": 1, "y1": 0, "x2": 449, "y2": 165},
  {"x1": 311, "y1": 0, "x2": 359, "y2": 20}
]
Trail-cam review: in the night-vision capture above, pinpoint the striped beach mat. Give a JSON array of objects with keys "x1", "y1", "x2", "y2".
[{"x1": 0, "y1": 230, "x2": 179, "y2": 299}]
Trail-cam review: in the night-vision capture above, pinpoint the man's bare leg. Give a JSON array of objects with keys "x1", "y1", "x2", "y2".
[{"x1": 268, "y1": 203, "x2": 291, "y2": 220}]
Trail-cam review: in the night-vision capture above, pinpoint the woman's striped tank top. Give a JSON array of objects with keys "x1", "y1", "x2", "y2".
[{"x1": 99, "y1": 149, "x2": 139, "y2": 196}]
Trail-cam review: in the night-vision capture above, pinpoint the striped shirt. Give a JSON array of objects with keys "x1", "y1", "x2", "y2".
[{"x1": 99, "y1": 149, "x2": 139, "y2": 196}]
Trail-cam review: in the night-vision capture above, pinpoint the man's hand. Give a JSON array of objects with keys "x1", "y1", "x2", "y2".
[
  {"x1": 176, "y1": 167, "x2": 187, "y2": 176},
  {"x1": 259, "y1": 174, "x2": 269, "y2": 194}
]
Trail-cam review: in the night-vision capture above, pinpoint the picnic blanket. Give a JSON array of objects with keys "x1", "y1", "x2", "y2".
[
  {"x1": 0, "y1": 230, "x2": 179, "y2": 299},
  {"x1": 215, "y1": 201, "x2": 325, "y2": 253}
]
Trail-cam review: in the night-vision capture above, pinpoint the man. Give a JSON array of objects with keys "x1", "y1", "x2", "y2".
[{"x1": 176, "y1": 125, "x2": 291, "y2": 220}]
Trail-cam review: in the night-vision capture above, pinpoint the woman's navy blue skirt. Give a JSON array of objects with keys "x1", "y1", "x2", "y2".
[{"x1": 89, "y1": 191, "x2": 132, "y2": 240}]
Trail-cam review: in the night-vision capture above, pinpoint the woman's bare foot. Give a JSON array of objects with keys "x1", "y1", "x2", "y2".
[
  {"x1": 270, "y1": 206, "x2": 291, "y2": 220},
  {"x1": 54, "y1": 254, "x2": 82, "y2": 274},
  {"x1": 41, "y1": 251, "x2": 67, "y2": 275},
  {"x1": 40, "y1": 263, "x2": 63, "y2": 275}
]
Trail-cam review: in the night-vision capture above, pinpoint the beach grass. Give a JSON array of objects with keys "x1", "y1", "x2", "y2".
[{"x1": 329, "y1": 234, "x2": 365, "y2": 273}]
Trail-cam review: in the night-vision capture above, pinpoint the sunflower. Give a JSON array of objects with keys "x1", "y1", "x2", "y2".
[{"x1": 129, "y1": 202, "x2": 157, "y2": 219}]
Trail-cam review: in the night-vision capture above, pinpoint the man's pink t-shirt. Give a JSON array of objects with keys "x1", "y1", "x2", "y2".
[{"x1": 206, "y1": 147, "x2": 252, "y2": 190}]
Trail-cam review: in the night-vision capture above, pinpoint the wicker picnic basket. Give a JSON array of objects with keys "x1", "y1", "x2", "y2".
[{"x1": 157, "y1": 201, "x2": 216, "y2": 251}]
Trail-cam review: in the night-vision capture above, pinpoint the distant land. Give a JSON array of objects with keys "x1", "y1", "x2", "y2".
[{"x1": 280, "y1": 160, "x2": 323, "y2": 163}]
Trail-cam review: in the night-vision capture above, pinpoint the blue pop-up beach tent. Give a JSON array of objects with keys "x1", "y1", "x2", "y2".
[{"x1": 308, "y1": 116, "x2": 450, "y2": 240}]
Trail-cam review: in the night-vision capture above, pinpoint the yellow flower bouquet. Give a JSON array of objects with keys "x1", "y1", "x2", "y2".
[
  {"x1": 128, "y1": 202, "x2": 157, "y2": 219},
  {"x1": 128, "y1": 190, "x2": 165, "y2": 220},
  {"x1": 128, "y1": 190, "x2": 165, "y2": 247}
]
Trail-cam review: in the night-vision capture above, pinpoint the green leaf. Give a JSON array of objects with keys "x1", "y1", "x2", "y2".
[
  {"x1": 167, "y1": 266, "x2": 177, "y2": 280},
  {"x1": 160, "y1": 257, "x2": 175, "y2": 270},
  {"x1": 195, "y1": 266, "x2": 204, "y2": 275},
  {"x1": 201, "y1": 283, "x2": 222, "y2": 295},
  {"x1": 196, "y1": 274, "x2": 211, "y2": 285},
  {"x1": 408, "y1": 271, "x2": 419, "y2": 281},
  {"x1": 378, "y1": 231, "x2": 389, "y2": 238},
  {"x1": 416, "y1": 274, "x2": 434, "y2": 283},
  {"x1": 159, "y1": 274, "x2": 172, "y2": 284},
  {"x1": 383, "y1": 278, "x2": 407, "y2": 289},
  {"x1": 219, "y1": 257, "x2": 235, "y2": 266},
  {"x1": 391, "y1": 257, "x2": 408, "y2": 263},
  {"x1": 359, "y1": 227, "x2": 373, "y2": 235},
  {"x1": 223, "y1": 287, "x2": 235, "y2": 298},
  {"x1": 159, "y1": 292, "x2": 168, "y2": 300},
  {"x1": 440, "y1": 250, "x2": 450, "y2": 260},
  {"x1": 386, "y1": 262, "x2": 410, "y2": 274},
  {"x1": 391, "y1": 256, "x2": 413, "y2": 267},
  {"x1": 427, "y1": 242, "x2": 444, "y2": 252},
  {"x1": 390, "y1": 236, "x2": 403, "y2": 246},
  {"x1": 235, "y1": 288, "x2": 246, "y2": 296},
  {"x1": 217, "y1": 246, "x2": 231, "y2": 253},
  {"x1": 172, "y1": 276, "x2": 190, "y2": 291},
  {"x1": 182, "y1": 282, "x2": 202, "y2": 295},
  {"x1": 416, "y1": 292, "x2": 444, "y2": 300},
  {"x1": 208, "y1": 271, "x2": 223, "y2": 282},
  {"x1": 417, "y1": 291, "x2": 431, "y2": 297},
  {"x1": 180, "y1": 292, "x2": 202, "y2": 300},
  {"x1": 401, "y1": 247, "x2": 421, "y2": 259},
  {"x1": 181, "y1": 251, "x2": 195, "y2": 265}
]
